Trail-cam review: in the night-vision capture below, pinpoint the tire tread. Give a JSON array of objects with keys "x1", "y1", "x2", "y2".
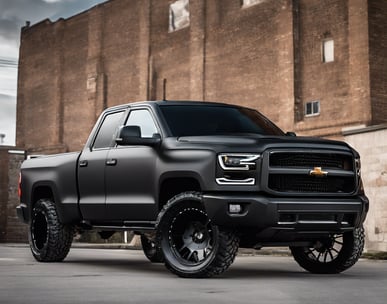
[
  {"x1": 29, "y1": 199, "x2": 74, "y2": 262},
  {"x1": 290, "y1": 226, "x2": 365, "y2": 274},
  {"x1": 156, "y1": 192, "x2": 239, "y2": 278}
]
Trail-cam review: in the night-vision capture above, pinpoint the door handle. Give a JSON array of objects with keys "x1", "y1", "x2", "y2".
[
  {"x1": 79, "y1": 160, "x2": 88, "y2": 167},
  {"x1": 106, "y1": 159, "x2": 117, "y2": 166}
]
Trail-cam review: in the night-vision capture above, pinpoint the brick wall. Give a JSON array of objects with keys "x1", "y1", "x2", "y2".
[
  {"x1": 204, "y1": 0, "x2": 295, "y2": 131},
  {"x1": 345, "y1": 126, "x2": 387, "y2": 252},
  {"x1": 368, "y1": 0, "x2": 387, "y2": 125},
  {"x1": 0, "y1": 148, "x2": 28, "y2": 243},
  {"x1": 17, "y1": 0, "x2": 383, "y2": 152},
  {"x1": 0, "y1": 149, "x2": 9, "y2": 241},
  {"x1": 6, "y1": 151, "x2": 28, "y2": 242},
  {"x1": 16, "y1": 0, "x2": 297, "y2": 152},
  {"x1": 149, "y1": 0, "x2": 191, "y2": 101},
  {"x1": 17, "y1": 20, "x2": 66, "y2": 153},
  {"x1": 294, "y1": 0, "x2": 372, "y2": 138}
]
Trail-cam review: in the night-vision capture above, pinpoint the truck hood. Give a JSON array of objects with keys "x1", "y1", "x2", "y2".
[{"x1": 174, "y1": 135, "x2": 355, "y2": 153}]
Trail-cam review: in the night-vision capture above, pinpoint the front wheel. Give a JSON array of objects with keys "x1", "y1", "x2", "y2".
[
  {"x1": 29, "y1": 199, "x2": 74, "y2": 262},
  {"x1": 157, "y1": 192, "x2": 239, "y2": 278},
  {"x1": 290, "y1": 226, "x2": 365, "y2": 274}
]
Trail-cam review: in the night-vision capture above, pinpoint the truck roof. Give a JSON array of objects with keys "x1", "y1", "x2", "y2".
[{"x1": 104, "y1": 100, "x2": 243, "y2": 112}]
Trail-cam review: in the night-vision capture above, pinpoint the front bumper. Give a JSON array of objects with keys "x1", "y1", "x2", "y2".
[{"x1": 202, "y1": 193, "x2": 368, "y2": 233}]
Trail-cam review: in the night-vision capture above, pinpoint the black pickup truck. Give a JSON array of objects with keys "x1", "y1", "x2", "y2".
[{"x1": 17, "y1": 101, "x2": 368, "y2": 278}]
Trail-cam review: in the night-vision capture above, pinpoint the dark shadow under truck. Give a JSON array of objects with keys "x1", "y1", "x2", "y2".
[{"x1": 17, "y1": 101, "x2": 369, "y2": 278}]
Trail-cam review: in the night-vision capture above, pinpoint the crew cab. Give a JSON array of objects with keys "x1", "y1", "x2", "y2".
[{"x1": 17, "y1": 101, "x2": 368, "y2": 278}]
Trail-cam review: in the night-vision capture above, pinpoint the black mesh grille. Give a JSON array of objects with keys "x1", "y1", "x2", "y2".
[
  {"x1": 267, "y1": 151, "x2": 356, "y2": 194},
  {"x1": 269, "y1": 153, "x2": 353, "y2": 170},
  {"x1": 268, "y1": 175, "x2": 356, "y2": 193}
]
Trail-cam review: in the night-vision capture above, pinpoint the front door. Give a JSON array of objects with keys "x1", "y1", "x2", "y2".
[{"x1": 104, "y1": 108, "x2": 160, "y2": 221}]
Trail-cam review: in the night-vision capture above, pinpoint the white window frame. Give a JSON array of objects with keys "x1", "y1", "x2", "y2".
[
  {"x1": 322, "y1": 39, "x2": 334, "y2": 63},
  {"x1": 169, "y1": 0, "x2": 190, "y2": 32},
  {"x1": 305, "y1": 100, "x2": 320, "y2": 117}
]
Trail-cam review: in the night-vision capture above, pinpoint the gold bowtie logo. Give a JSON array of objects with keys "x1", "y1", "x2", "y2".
[{"x1": 309, "y1": 167, "x2": 328, "y2": 177}]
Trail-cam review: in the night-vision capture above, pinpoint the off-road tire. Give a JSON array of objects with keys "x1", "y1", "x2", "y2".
[
  {"x1": 141, "y1": 235, "x2": 164, "y2": 263},
  {"x1": 290, "y1": 226, "x2": 365, "y2": 274},
  {"x1": 29, "y1": 199, "x2": 74, "y2": 262},
  {"x1": 156, "y1": 192, "x2": 239, "y2": 278}
]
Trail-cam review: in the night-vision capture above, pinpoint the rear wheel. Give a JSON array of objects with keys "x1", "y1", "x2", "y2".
[
  {"x1": 157, "y1": 192, "x2": 239, "y2": 278},
  {"x1": 290, "y1": 226, "x2": 365, "y2": 274},
  {"x1": 141, "y1": 234, "x2": 164, "y2": 263},
  {"x1": 29, "y1": 199, "x2": 74, "y2": 262}
]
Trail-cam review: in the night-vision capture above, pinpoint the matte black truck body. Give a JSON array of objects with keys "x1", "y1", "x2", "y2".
[{"x1": 17, "y1": 101, "x2": 369, "y2": 277}]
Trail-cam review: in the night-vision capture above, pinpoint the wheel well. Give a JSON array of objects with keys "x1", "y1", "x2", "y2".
[
  {"x1": 159, "y1": 178, "x2": 201, "y2": 210},
  {"x1": 32, "y1": 186, "x2": 54, "y2": 207}
]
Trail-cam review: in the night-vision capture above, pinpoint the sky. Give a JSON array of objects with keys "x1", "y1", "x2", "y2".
[{"x1": 0, "y1": 0, "x2": 107, "y2": 146}]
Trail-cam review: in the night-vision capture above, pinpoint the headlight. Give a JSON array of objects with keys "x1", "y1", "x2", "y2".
[{"x1": 218, "y1": 153, "x2": 260, "y2": 171}]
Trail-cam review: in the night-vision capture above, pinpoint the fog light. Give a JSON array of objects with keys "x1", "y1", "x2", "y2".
[{"x1": 229, "y1": 204, "x2": 242, "y2": 214}]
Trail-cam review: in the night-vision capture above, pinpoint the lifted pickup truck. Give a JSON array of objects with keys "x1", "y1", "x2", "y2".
[{"x1": 17, "y1": 101, "x2": 368, "y2": 278}]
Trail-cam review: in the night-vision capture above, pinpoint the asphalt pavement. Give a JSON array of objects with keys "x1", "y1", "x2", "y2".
[{"x1": 0, "y1": 244, "x2": 386, "y2": 304}]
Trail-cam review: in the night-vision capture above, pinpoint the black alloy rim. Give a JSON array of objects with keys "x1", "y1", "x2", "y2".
[
  {"x1": 304, "y1": 234, "x2": 344, "y2": 263},
  {"x1": 168, "y1": 207, "x2": 215, "y2": 266},
  {"x1": 31, "y1": 211, "x2": 48, "y2": 250}
]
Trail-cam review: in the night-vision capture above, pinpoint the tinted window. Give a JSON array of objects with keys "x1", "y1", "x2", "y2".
[
  {"x1": 126, "y1": 109, "x2": 158, "y2": 138},
  {"x1": 93, "y1": 111, "x2": 125, "y2": 149},
  {"x1": 159, "y1": 105, "x2": 284, "y2": 137}
]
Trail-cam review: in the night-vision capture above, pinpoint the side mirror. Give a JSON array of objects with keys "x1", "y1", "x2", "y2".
[
  {"x1": 116, "y1": 125, "x2": 161, "y2": 147},
  {"x1": 286, "y1": 132, "x2": 297, "y2": 137}
]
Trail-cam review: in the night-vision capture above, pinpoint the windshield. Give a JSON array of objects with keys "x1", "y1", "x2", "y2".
[{"x1": 159, "y1": 104, "x2": 284, "y2": 137}]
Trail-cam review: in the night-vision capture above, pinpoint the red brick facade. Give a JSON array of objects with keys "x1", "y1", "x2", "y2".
[
  {"x1": 368, "y1": 0, "x2": 387, "y2": 125},
  {"x1": 16, "y1": 0, "x2": 386, "y2": 151},
  {"x1": 0, "y1": 148, "x2": 27, "y2": 242}
]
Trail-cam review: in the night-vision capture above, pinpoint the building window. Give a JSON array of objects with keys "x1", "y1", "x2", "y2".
[
  {"x1": 169, "y1": 0, "x2": 190, "y2": 32},
  {"x1": 322, "y1": 39, "x2": 334, "y2": 63},
  {"x1": 305, "y1": 101, "x2": 320, "y2": 117},
  {"x1": 242, "y1": 0, "x2": 264, "y2": 7}
]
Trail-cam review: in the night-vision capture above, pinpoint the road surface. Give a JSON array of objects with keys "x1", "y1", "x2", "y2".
[{"x1": 0, "y1": 244, "x2": 386, "y2": 304}]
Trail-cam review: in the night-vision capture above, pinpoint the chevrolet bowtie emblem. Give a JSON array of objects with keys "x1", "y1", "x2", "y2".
[{"x1": 309, "y1": 167, "x2": 328, "y2": 177}]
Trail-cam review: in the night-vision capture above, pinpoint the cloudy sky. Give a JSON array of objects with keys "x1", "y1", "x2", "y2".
[{"x1": 0, "y1": 0, "x2": 107, "y2": 146}]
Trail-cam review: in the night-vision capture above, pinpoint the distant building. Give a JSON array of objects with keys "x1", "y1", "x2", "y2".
[{"x1": 6, "y1": 0, "x2": 387, "y2": 249}]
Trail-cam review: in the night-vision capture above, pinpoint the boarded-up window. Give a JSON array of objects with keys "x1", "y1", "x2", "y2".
[
  {"x1": 322, "y1": 39, "x2": 334, "y2": 63},
  {"x1": 169, "y1": 0, "x2": 190, "y2": 32},
  {"x1": 242, "y1": 0, "x2": 264, "y2": 8}
]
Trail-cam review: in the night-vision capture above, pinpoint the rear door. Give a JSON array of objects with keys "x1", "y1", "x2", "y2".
[{"x1": 78, "y1": 110, "x2": 126, "y2": 221}]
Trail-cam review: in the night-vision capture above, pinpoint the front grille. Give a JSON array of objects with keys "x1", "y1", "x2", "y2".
[
  {"x1": 270, "y1": 153, "x2": 353, "y2": 170},
  {"x1": 267, "y1": 151, "x2": 356, "y2": 195},
  {"x1": 269, "y1": 175, "x2": 356, "y2": 193}
]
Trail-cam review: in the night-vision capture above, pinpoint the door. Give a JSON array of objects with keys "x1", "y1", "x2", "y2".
[
  {"x1": 78, "y1": 110, "x2": 125, "y2": 221},
  {"x1": 105, "y1": 109, "x2": 160, "y2": 221}
]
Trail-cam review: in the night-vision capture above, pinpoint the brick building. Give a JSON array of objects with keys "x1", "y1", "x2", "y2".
[
  {"x1": 0, "y1": 148, "x2": 27, "y2": 242},
  {"x1": 2, "y1": 0, "x2": 386, "y2": 248},
  {"x1": 16, "y1": 0, "x2": 386, "y2": 153}
]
